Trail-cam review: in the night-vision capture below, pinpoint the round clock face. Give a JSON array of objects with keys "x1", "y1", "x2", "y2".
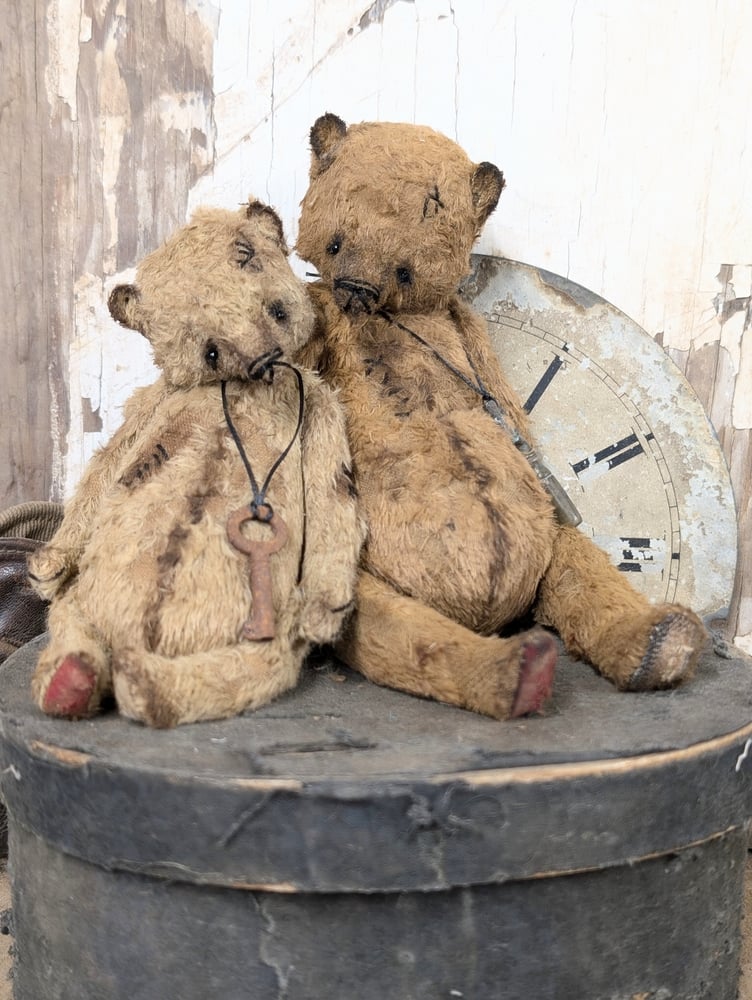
[{"x1": 462, "y1": 255, "x2": 737, "y2": 617}]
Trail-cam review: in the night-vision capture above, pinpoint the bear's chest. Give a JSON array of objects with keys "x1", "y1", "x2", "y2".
[
  {"x1": 112, "y1": 388, "x2": 304, "y2": 525},
  {"x1": 343, "y1": 313, "x2": 484, "y2": 421},
  {"x1": 329, "y1": 312, "x2": 545, "y2": 512}
]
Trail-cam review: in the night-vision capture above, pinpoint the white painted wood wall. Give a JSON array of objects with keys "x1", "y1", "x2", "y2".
[{"x1": 9, "y1": 0, "x2": 752, "y2": 648}]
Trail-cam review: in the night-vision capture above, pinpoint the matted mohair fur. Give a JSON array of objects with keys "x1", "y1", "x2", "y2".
[
  {"x1": 28, "y1": 199, "x2": 364, "y2": 727},
  {"x1": 295, "y1": 114, "x2": 707, "y2": 718}
]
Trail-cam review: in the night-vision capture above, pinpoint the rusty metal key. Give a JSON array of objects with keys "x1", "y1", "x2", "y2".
[{"x1": 227, "y1": 505, "x2": 288, "y2": 641}]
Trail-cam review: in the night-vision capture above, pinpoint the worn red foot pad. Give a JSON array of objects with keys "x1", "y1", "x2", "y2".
[
  {"x1": 43, "y1": 655, "x2": 97, "y2": 718},
  {"x1": 511, "y1": 633, "x2": 558, "y2": 718}
]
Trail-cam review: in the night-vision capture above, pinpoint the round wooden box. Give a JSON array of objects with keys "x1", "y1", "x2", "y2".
[{"x1": 1, "y1": 635, "x2": 751, "y2": 999}]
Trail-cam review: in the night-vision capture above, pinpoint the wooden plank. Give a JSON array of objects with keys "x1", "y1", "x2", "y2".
[
  {"x1": 678, "y1": 267, "x2": 752, "y2": 647},
  {"x1": 0, "y1": 2, "x2": 216, "y2": 507},
  {"x1": 728, "y1": 429, "x2": 752, "y2": 644},
  {"x1": 0, "y1": 0, "x2": 60, "y2": 505}
]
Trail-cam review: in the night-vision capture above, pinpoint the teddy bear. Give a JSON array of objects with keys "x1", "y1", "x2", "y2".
[
  {"x1": 28, "y1": 198, "x2": 364, "y2": 727},
  {"x1": 295, "y1": 113, "x2": 707, "y2": 719}
]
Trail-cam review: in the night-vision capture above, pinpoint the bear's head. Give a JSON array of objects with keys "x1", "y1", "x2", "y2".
[
  {"x1": 296, "y1": 114, "x2": 505, "y2": 316},
  {"x1": 109, "y1": 199, "x2": 314, "y2": 387}
]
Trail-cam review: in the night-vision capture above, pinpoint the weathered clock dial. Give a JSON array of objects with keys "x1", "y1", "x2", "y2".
[{"x1": 462, "y1": 255, "x2": 736, "y2": 617}]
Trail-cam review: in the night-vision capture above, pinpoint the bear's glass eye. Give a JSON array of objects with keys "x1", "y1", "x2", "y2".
[
  {"x1": 235, "y1": 240, "x2": 256, "y2": 269},
  {"x1": 326, "y1": 236, "x2": 342, "y2": 256},
  {"x1": 268, "y1": 301, "x2": 288, "y2": 323},
  {"x1": 396, "y1": 266, "x2": 412, "y2": 285},
  {"x1": 205, "y1": 341, "x2": 219, "y2": 370}
]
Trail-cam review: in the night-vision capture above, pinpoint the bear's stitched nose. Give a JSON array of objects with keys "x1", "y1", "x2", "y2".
[
  {"x1": 248, "y1": 346, "x2": 283, "y2": 383},
  {"x1": 333, "y1": 277, "x2": 380, "y2": 314}
]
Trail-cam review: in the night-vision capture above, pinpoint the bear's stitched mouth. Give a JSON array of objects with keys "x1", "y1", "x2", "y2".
[
  {"x1": 333, "y1": 277, "x2": 380, "y2": 314},
  {"x1": 248, "y1": 346, "x2": 283, "y2": 383}
]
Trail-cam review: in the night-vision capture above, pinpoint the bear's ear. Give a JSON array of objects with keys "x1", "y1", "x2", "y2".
[
  {"x1": 309, "y1": 112, "x2": 348, "y2": 175},
  {"x1": 471, "y1": 161, "x2": 506, "y2": 226},
  {"x1": 246, "y1": 199, "x2": 288, "y2": 254},
  {"x1": 108, "y1": 284, "x2": 145, "y2": 335}
]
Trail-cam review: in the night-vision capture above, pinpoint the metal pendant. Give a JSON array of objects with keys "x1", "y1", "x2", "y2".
[{"x1": 227, "y1": 504, "x2": 288, "y2": 640}]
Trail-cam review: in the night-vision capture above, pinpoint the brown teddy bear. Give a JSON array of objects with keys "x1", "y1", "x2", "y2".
[
  {"x1": 28, "y1": 198, "x2": 364, "y2": 727},
  {"x1": 296, "y1": 113, "x2": 707, "y2": 719}
]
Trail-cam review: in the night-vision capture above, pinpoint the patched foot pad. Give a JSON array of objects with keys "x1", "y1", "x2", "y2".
[
  {"x1": 511, "y1": 632, "x2": 558, "y2": 717},
  {"x1": 43, "y1": 655, "x2": 97, "y2": 718},
  {"x1": 626, "y1": 612, "x2": 707, "y2": 692}
]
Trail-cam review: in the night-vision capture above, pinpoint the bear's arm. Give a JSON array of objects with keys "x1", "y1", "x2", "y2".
[
  {"x1": 28, "y1": 380, "x2": 168, "y2": 600},
  {"x1": 295, "y1": 372, "x2": 366, "y2": 645},
  {"x1": 294, "y1": 283, "x2": 338, "y2": 375},
  {"x1": 294, "y1": 328, "x2": 326, "y2": 373},
  {"x1": 451, "y1": 297, "x2": 535, "y2": 442}
]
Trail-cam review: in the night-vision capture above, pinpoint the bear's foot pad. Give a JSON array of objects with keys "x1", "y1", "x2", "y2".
[
  {"x1": 510, "y1": 632, "x2": 558, "y2": 717},
  {"x1": 42, "y1": 654, "x2": 97, "y2": 718},
  {"x1": 626, "y1": 611, "x2": 707, "y2": 692}
]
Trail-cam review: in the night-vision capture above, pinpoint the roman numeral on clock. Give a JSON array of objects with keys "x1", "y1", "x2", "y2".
[
  {"x1": 591, "y1": 534, "x2": 674, "y2": 576},
  {"x1": 571, "y1": 432, "x2": 649, "y2": 482},
  {"x1": 617, "y1": 536, "x2": 664, "y2": 573},
  {"x1": 523, "y1": 352, "x2": 567, "y2": 413}
]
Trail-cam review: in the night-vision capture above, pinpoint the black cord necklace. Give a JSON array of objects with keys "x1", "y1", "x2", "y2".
[
  {"x1": 221, "y1": 362, "x2": 305, "y2": 521},
  {"x1": 377, "y1": 308, "x2": 582, "y2": 526},
  {"x1": 377, "y1": 308, "x2": 496, "y2": 404},
  {"x1": 221, "y1": 361, "x2": 306, "y2": 641}
]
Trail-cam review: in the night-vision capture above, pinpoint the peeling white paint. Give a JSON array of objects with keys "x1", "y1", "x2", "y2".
[
  {"x1": 97, "y1": 24, "x2": 133, "y2": 274},
  {"x1": 736, "y1": 632, "x2": 752, "y2": 659},
  {"x1": 65, "y1": 271, "x2": 155, "y2": 496},
  {"x1": 734, "y1": 328, "x2": 752, "y2": 430},
  {"x1": 157, "y1": 91, "x2": 214, "y2": 136},
  {"x1": 58, "y1": 0, "x2": 752, "y2": 446},
  {"x1": 188, "y1": 0, "x2": 220, "y2": 25},
  {"x1": 100, "y1": 109, "x2": 130, "y2": 275},
  {"x1": 45, "y1": 0, "x2": 83, "y2": 119},
  {"x1": 66, "y1": 274, "x2": 107, "y2": 490},
  {"x1": 49, "y1": 378, "x2": 66, "y2": 503}
]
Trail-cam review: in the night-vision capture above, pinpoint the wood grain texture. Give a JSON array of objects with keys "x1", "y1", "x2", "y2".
[
  {"x1": 669, "y1": 268, "x2": 752, "y2": 644},
  {"x1": 0, "y1": 0, "x2": 215, "y2": 504},
  {"x1": 0, "y1": 0, "x2": 63, "y2": 507},
  {"x1": 728, "y1": 429, "x2": 752, "y2": 642}
]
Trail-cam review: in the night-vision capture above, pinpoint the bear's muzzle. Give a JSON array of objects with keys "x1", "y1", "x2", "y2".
[{"x1": 333, "y1": 277, "x2": 380, "y2": 315}]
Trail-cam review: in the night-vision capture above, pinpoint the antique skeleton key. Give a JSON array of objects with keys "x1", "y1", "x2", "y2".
[{"x1": 227, "y1": 504, "x2": 288, "y2": 641}]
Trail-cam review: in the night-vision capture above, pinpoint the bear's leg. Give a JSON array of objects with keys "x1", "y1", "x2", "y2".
[
  {"x1": 111, "y1": 639, "x2": 303, "y2": 727},
  {"x1": 32, "y1": 588, "x2": 111, "y2": 718},
  {"x1": 535, "y1": 526, "x2": 707, "y2": 690},
  {"x1": 335, "y1": 571, "x2": 557, "y2": 719}
]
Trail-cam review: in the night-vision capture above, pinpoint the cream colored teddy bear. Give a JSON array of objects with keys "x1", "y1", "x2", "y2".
[{"x1": 29, "y1": 198, "x2": 364, "y2": 727}]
